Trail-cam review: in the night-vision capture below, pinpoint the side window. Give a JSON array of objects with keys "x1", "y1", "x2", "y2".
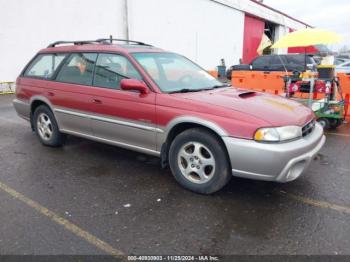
[
  {"x1": 286, "y1": 55, "x2": 306, "y2": 71},
  {"x1": 269, "y1": 56, "x2": 284, "y2": 71},
  {"x1": 251, "y1": 56, "x2": 271, "y2": 71},
  {"x1": 93, "y1": 53, "x2": 142, "y2": 89},
  {"x1": 24, "y1": 54, "x2": 66, "y2": 79},
  {"x1": 56, "y1": 53, "x2": 97, "y2": 86}
]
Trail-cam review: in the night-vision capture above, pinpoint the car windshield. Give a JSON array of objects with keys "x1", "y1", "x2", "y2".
[{"x1": 132, "y1": 52, "x2": 224, "y2": 93}]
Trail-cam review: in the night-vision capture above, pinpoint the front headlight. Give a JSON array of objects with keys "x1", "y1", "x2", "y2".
[{"x1": 254, "y1": 126, "x2": 302, "y2": 142}]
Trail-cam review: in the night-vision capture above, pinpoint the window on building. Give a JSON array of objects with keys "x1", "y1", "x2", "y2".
[
  {"x1": 56, "y1": 53, "x2": 97, "y2": 86},
  {"x1": 24, "y1": 54, "x2": 66, "y2": 79},
  {"x1": 93, "y1": 53, "x2": 142, "y2": 89}
]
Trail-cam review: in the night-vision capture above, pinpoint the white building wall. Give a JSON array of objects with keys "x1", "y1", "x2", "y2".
[
  {"x1": 0, "y1": 0, "x2": 310, "y2": 82},
  {"x1": 0, "y1": 0, "x2": 126, "y2": 81},
  {"x1": 128, "y1": 0, "x2": 245, "y2": 70}
]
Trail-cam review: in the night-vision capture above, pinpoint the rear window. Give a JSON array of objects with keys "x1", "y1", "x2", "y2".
[{"x1": 24, "y1": 53, "x2": 66, "y2": 79}]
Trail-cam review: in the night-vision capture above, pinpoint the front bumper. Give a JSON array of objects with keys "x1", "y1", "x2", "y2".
[{"x1": 222, "y1": 123, "x2": 325, "y2": 182}]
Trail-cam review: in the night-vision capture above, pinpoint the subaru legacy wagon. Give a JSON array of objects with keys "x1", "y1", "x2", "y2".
[{"x1": 13, "y1": 39, "x2": 325, "y2": 194}]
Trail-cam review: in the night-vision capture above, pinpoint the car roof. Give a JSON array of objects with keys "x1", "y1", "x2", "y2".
[
  {"x1": 260, "y1": 54, "x2": 309, "y2": 57},
  {"x1": 39, "y1": 43, "x2": 165, "y2": 55}
]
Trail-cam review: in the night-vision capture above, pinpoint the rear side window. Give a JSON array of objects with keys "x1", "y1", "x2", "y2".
[
  {"x1": 285, "y1": 55, "x2": 316, "y2": 71},
  {"x1": 24, "y1": 54, "x2": 66, "y2": 79},
  {"x1": 269, "y1": 56, "x2": 286, "y2": 71},
  {"x1": 56, "y1": 53, "x2": 97, "y2": 86},
  {"x1": 93, "y1": 53, "x2": 142, "y2": 89}
]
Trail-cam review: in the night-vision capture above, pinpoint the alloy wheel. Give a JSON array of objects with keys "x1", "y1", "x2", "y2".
[
  {"x1": 37, "y1": 113, "x2": 53, "y2": 141},
  {"x1": 177, "y1": 142, "x2": 216, "y2": 184}
]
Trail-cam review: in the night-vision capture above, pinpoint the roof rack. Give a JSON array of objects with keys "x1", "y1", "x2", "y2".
[
  {"x1": 95, "y1": 38, "x2": 152, "y2": 46},
  {"x1": 47, "y1": 40, "x2": 100, "y2": 48},
  {"x1": 47, "y1": 37, "x2": 152, "y2": 48}
]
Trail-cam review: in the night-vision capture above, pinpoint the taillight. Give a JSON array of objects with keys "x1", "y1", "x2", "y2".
[
  {"x1": 315, "y1": 80, "x2": 332, "y2": 94},
  {"x1": 288, "y1": 82, "x2": 300, "y2": 92}
]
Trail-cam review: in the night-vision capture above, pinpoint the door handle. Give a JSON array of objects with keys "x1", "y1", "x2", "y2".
[
  {"x1": 263, "y1": 71, "x2": 271, "y2": 74},
  {"x1": 92, "y1": 98, "x2": 102, "y2": 104}
]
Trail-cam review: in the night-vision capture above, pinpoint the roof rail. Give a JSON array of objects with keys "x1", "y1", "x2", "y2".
[
  {"x1": 47, "y1": 38, "x2": 152, "y2": 48},
  {"x1": 47, "y1": 40, "x2": 100, "y2": 48},
  {"x1": 95, "y1": 38, "x2": 152, "y2": 46}
]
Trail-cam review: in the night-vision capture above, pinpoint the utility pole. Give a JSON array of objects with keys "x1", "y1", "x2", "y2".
[{"x1": 123, "y1": 0, "x2": 129, "y2": 40}]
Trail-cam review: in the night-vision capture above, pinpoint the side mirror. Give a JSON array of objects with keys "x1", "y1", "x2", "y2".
[{"x1": 120, "y1": 79, "x2": 149, "y2": 94}]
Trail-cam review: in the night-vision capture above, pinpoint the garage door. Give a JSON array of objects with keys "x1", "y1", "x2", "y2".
[{"x1": 242, "y1": 15, "x2": 265, "y2": 64}]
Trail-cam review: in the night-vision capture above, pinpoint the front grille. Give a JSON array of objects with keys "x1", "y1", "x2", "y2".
[{"x1": 302, "y1": 119, "x2": 315, "y2": 137}]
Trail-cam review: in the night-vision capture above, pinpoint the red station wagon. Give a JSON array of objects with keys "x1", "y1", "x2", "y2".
[{"x1": 13, "y1": 39, "x2": 326, "y2": 194}]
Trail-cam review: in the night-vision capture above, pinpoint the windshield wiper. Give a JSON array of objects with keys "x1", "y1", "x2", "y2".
[
  {"x1": 168, "y1": 85, "x2": 230, "y2": 94},
  {"x1": 211, "y1": 84, "x2": 231, "y2": 89}
]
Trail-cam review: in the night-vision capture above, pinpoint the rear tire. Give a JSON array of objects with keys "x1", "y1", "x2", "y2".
[
  {"x1": 33, "y1": 105, "x2": 65, "y2": 147},
  {"x1": 329, "y1": 119, "x2": 343, "y2": 129},
  {"x1": 169, "y1": 128, "x2": 231, "y2": 194}
]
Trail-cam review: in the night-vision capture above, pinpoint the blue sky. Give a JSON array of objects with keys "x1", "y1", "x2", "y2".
[{"x1": 265, "y1": 0, "x2": 350, "y2": 50}]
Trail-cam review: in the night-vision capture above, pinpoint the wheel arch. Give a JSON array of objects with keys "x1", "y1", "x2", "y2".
[
  {"x1": 160, "y1": 117, "x2": 230, "y2": 168},
  {"x1": 29, "y1": 96, "x2": 55, "y2": 130}
]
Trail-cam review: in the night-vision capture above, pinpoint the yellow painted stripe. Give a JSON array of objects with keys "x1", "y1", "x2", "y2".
[
  {"x1": 325, "y1": 132, "x2": 350, "y2": 138},
  {"x1": 0, "y1": 181, "x2": 125, "y2": 257},
  {"x1": 0, "y1": 91, "x2": 15, "y2": 95},
  {"x1": 279, "y1": 191, "x2": 350, "y2": 214}
]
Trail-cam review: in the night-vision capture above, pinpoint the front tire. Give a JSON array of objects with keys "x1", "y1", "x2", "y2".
[
  {"x1": 317, "y1": 118, "x2": 330, "y2": 129},
  {"x1": 33, "y1": 105, "x2": 65, "y2": 147},
  {"x1": 169, "y1": 128, "x2": 231, "y2": 194}
]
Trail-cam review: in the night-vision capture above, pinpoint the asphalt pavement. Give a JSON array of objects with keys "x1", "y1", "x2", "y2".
[{"x1": 0, "y1": 94, "x2": 349, "y2": 257}]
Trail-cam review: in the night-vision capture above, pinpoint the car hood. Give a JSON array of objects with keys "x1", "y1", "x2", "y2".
[{"x1": 175, "y1": 87, "x2": 314, "y2": 126}]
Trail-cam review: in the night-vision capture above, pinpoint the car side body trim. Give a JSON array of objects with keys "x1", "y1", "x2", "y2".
[
  {"x1": 60, "y1": 128, "x2": 161, "y2": 156},
  {"x1": 54, "y1": 108, "x2": 164, "y2": 133}
]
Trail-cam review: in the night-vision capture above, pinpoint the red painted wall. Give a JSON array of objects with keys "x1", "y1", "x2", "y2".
[
  {"x1": 288, "y1": 28, "x2": 318, "y2": 54},
  {"x1": 242, "y1": 15, "x2": 265, "y2": 64}
]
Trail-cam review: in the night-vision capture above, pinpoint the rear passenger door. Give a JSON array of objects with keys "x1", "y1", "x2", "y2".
[
  {"x1": 48, "y1": 53, "x2": 98, "y2": 136},
  {"x1": 87, "y1": 53, "x2": 157, "y2": 153}
]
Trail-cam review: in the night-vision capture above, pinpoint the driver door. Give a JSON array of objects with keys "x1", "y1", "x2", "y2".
[{"x1": 88, "y1": 53, "x2": 157, "y2": 153}]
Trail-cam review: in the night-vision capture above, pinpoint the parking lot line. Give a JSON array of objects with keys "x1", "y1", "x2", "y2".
[
  {"x1": 279, "y1": 191, "x2": 350, "y2": 214},
  {"x1": 325, "y1": 132, "x2": 350, "y2": 138},
  {"x1": 0, "y1": 180, "x2": 125, "y2": 257}
]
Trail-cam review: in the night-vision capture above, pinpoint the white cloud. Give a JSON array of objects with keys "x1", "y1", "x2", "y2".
[{"x1": 264, "y1": 0, "x2": 350, "y2": 50}]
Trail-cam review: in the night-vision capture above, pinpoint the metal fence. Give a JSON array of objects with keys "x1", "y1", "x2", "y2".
[{"x1": 0, "y1": 82, "x2": 15, "y2": 94}]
